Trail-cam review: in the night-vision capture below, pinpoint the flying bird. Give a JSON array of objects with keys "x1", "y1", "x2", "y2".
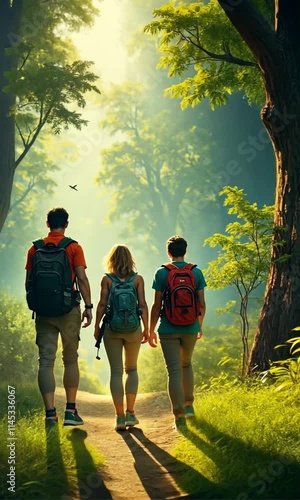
[{"x1": 69, "y1": 184, "x2": 78, "y2": 191}]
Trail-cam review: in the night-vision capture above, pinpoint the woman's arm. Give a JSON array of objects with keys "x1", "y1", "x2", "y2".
[
  {"x1": 75, "y1": 265, "x2": 93, "y2": 327},
  {"x1": 93, "y1": 276, "x2": 110, "y2": 340},
  {"x1": 149, "y1": 290, "x2": 162, "y2": 348},
  {"x1": 135, "y1": 275, "x2": 149, "y2": 343}
]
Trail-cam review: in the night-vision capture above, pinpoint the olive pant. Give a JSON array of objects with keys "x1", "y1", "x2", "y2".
[
  {"x1": 35, "y1": 307, "x2": 81, "y2": 394},
  {"x1": 159, "y1": 332, "x2": 198, "y2": 417},
  {"x1": 103, "y1": 327, "x2": 143, "y2": 407}
]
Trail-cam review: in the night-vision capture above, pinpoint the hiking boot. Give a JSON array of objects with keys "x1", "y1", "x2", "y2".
[
  {"x1": 184, "y1": 405, "x2": 195, "y2": 418},
  {"x1": 174, "y1": 417, "x2": 187, "y2": 432},
  {"x1": 125, "y1": 411, "x2": 139, "y2": 427},
  {"x1": 115, "y1": 416, "x2": 126, "y2": 431},
  {"x1": 63, "y1": 409, "x2": 84, "y2": 426}
]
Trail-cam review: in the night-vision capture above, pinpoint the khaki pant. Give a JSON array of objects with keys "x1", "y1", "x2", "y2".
[
  {"x1": 103, "y1": 327, "x2": 143, "y2": 406},
  {"x1": 159, "y1": 332, "x2": 198, "y2": 417},
  {"x1": 35, "y1": 307, "x2": 81, "y2": 394}
]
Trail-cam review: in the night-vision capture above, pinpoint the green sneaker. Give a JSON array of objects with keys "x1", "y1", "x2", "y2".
[
  {"x1": 63, "y1": 409, "x2": 84, "y2": 426},
  {"x1": 115, "y1": 416, "x2": 126, "y2": 431},
  {"x1": 174, "y1": 417, "x2": 187, "y2": 431},
  {"x1": 184, "y1": 405, "x2": 195, "y2": 418},
  {"x1": 125, "y1": 411, "x2": 139, "y2": 427}
]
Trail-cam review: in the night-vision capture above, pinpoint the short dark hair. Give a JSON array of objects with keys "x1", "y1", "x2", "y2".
[
  {"x1": 47, "y1": 207, "x2": 69, "y2": 230},
  {"x1": 166, "y1": 236, "x2": 187, "y2": 258}
]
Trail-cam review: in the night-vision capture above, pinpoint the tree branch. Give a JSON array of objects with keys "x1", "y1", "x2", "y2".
[
  {"x1": 18, "y1": 50, "x2": 32, "y2": 71},
  {"x1": 9, "y1": 177, "x2": 36, "y2": 212},
  {"x1": 15, "y1": 120, "x2": 26, "y2": 148},
  {"x1": 217, "y1": 0, "x2": 280, "y2": 70},
  {"x1": 181, "y1": 29, "x2": 258, "y2": 68},
  {"x1": 15, "y1": 104, "x2": 53, "y2": 168}
]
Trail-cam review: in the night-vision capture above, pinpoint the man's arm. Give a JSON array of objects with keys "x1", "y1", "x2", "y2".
[
  {"x1": 25, "y1": 269, "x2": 31, "y2": 291},
  {"x1": 136, "y1": 275, "x2": 149, "y2": 343},
  {"x1": 198, "y1": 289, "x2": 206, "y2": 333},
  {"x1": 25, "y1": 246, "x2": 34, "y2": 290},
  {"x1": 75, "y1": 265, "x2": 92, "y2": 327},
  {"x1": 149, "y1": 290, "x2": 162, "y2": 348}
]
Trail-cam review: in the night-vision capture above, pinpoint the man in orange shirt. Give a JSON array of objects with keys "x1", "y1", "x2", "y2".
[{"x1": 25, "y1": 207, "x2": 93, "y2": 428}]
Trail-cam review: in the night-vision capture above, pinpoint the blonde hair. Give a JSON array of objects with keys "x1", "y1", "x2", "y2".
[{"x1": 105, "y1": 244, "x2": 136, "y2": 278}]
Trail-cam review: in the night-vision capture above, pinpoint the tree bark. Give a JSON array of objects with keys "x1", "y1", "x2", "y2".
[
  {"x1": 249, "y1": 2, "x2": 300, "y2": 371},
  {"x1": 217, "y1": 0, "x2": 300, "y2": 370},
  {"x1": 0, "y1": 0, "x2": 22, "y2": 233}
]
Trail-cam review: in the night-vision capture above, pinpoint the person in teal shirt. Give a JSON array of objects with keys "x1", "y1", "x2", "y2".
[{"x1": 149, "y1": 235, "x2": 206, "y2": 430}]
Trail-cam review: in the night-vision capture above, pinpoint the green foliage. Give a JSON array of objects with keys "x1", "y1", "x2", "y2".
[
  {"x1": 0, "y1": 291, "x2": 37, "y2": 381},
  {"x1": 172, "y1": 381, "x2": 300, "y2": 498},
  {"x1": 139, "y1": 323, "x2": 244, "y2": 393},
  {"x1": 204, "y1": 186, "x2": 274, "y2": 375},
  {"x1": 96, "y1": 82, "x2": 217, "y2": 249},
  {"x1": 204, "y1": 186, "x2": 273, "y2": 291},
  {"x1": 138, "y1": 345, "x2": 166, "y2": 392},
  {"x1": 144, "y1": 0, "x2": 269, "y2": 108},
  {"x1": 261, "y1": 331, "x2": 300, "y2": 390},
  {"x1": 39, "y1": 0, "x2": 100, "y2": 30},
  {"x1": 0, "y1": 383, "x2": 42, "y2": 420},
  {"x1": 4, "y1": 0, "x2": 101, "y2": 166},
  {"x1": 7, "y1": 60, "x2": 100, "y2": 140},
  {"x1": 0, "y1": 137, "x2": 59, "y2": 258},
  {"x1": 193, "y1": 324, "x2": 242, "y2": 385},
  {"x1": 0, "y1": 395, "x2": 104, "y2": 499}
]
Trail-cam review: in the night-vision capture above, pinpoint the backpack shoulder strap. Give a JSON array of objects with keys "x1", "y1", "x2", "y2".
[
  {"x1": 184, "y1": 263, "x2": 197, "y2": 271},
  {"x1": 33, "y1": 239, "x2": 45, "y2": 250},
  {"x1": 57, "y1": 237, "x2": 77, "y2": 249},
  {"x1": 105, "y1": 273, "x2": 121, "y2": 284},
  {"x1": 125, "y1": 272, "x2": 138, "y2": 283},
  {"x1": 161, "y1": 263, "x2": 177, "y2": 271}
]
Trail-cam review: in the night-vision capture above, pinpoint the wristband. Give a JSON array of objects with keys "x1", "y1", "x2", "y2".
[{"x1": 84, "y1": 304, "x2": 93, "y2": 309}]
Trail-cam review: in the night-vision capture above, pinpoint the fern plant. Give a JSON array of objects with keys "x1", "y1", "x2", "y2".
[{"x1": 261, "y1": 328, "x2": 300, "y2": 390}]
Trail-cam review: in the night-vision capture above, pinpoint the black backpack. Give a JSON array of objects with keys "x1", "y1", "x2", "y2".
[{"x1": 26, "y1": 237, "x2": 79, "y2": 317}]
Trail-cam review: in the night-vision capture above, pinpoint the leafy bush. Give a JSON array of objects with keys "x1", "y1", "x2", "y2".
[
  {"x1": 261, "y1": 330, "x2": 300, "y2": 391},
  {"x1": 0, "y1": 291, "x2": 37, "y2": 382}
]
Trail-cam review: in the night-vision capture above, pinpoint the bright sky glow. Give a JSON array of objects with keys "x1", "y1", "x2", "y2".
[
  {"x1": 45, "y1": 0, "x2": 129, "y2": 302},
  {"x1": 73, "y1": 0, "x2": 127, "y2": 85}
]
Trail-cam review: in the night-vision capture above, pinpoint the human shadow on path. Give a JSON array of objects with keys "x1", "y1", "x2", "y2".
[
  {"x1": 68, "y1": 428, "x2": 112, "y2": 500},
  {"x1": 121, "y1": 427, "x2": 223, "y2": 499},
  {"x1": 45, "y1": 424, "x2": 69, "y2": 498},
  {"x1": 180, "y1": 418, "x2": 300, "y2": 500}
]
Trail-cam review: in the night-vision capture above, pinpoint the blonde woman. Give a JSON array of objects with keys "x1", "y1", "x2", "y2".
[{"x1": 94, "y1": 244, "x2": 149, "y2": 430}]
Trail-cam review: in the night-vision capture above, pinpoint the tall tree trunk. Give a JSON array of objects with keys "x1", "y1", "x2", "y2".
[
  {"x1": 0, "y1": 0, "x2": 22, "y2": 233},
  {"x1": 217, "y1": 0, "x2": 300, "y2": 371},
  {"x1": 248, "y1": 2, "x2": 300, "y2": 371}
]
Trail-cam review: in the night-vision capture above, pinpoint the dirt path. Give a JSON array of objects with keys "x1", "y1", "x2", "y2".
[{"x1": 56, "y1": 388, "x2": 187, "y2": 500}]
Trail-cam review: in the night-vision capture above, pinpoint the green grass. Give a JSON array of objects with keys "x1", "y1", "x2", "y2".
[
  {"x1": 171, "y1": 381, "x2": 300, "y2": 499},
  {"x1": 0, "y1": 384, "x2": 105, "y2": 499}
]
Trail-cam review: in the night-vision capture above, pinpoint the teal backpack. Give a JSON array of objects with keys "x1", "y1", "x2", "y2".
[{"x1": 106, "y1": 273, "x2": 141, "y2": 332}]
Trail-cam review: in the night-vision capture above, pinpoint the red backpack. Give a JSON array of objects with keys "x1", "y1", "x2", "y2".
[{"x1": 161, "y1": 263, "x2": 200, "y2": 326}]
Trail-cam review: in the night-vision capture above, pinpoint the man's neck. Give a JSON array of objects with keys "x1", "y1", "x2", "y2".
[
  {"x1": 49, "y1": 228, "x2": 65, "y2": 234},
  {"x1": 171, "y1": 256, "x2": 185, "y2": 262}
]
